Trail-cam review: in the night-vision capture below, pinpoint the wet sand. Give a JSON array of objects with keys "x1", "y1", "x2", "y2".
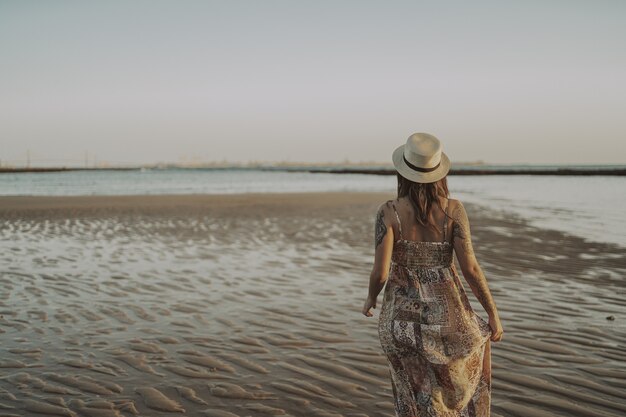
[{"x1": 0, "y1": 192, "x2": 624, "y2": 417}]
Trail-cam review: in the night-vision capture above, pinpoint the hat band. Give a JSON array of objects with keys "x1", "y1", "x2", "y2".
[{"x1": 403, "y1": 155, "x2": 441, "y2": 173}]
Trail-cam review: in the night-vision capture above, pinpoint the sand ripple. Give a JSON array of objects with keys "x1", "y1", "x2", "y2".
[{"x1": 0, "y1": 192, "x2": 624, "y2": 416}]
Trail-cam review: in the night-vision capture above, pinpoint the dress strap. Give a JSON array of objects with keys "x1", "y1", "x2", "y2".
[
  {"x1": 391, "y1": 202, "x2": 403, "y2": 240},
  {"x1": 442, "y1": 199, "x2": 449, "y2": 243}
]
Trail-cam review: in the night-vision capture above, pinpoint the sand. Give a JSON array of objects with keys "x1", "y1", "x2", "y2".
[{"x1": 0, "y1": 192, "x2": 624, "y2": 417}]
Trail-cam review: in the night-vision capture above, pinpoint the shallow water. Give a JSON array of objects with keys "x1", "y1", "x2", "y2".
[{"x1": 1, "y1": 168, "x2": 624, "y2": 247}]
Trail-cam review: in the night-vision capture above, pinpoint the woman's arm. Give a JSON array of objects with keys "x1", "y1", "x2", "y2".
[
  {"x1": 452, "y1": 200, "x2": 504, "y2": 341},
  {"x1": 367, "y1": 201, "x2": 395, "y2": 302},
  {"x1": 451, "y1": 200, "x2": 499, "y2": 318}
]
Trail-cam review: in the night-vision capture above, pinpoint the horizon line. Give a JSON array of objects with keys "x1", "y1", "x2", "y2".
[{"x1": 2, "y1": 160, "x2": 626, "y2": 170}]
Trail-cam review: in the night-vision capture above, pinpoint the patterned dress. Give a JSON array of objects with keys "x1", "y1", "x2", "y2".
[{"x1": 378, "y1": 201, "x2": 493, "y2": 417}]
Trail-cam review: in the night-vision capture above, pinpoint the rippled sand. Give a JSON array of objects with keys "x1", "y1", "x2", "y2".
[{"x1": 0, "y1": 192, "x2": 624, "y2": 417}]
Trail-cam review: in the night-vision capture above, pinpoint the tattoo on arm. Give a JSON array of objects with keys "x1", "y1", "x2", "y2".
[
  {"x1": 468, "y1": 271, "x2": 498, "y2": 316},
  {"x1": 451, "y1": 203, "x2": 475, "y2": 257},
  {"x1": 375, "y1": 207, "x2": 387, "y2": 249},
  {"x1": 452, "y1": 202, "x2": 497, "y2": 315},
  {"x1": 475, "y1": 282, "x2": 493, "y2": 311}
]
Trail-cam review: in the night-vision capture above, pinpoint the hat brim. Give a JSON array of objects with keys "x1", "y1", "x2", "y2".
[{"x1": 392, "y1": 144, "x2": 450, "y2": 183}]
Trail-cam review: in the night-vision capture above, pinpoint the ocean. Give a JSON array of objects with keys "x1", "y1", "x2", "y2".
[{"x1": 1, "y1": 167, "x2": 624, "y2": 248}]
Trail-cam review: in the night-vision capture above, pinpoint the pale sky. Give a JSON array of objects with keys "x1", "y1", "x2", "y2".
[{"x1": 1, "y1": 0, "x2": 625, "y2": 166}]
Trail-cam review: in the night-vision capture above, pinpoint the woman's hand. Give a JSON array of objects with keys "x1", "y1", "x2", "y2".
[
  {"x1": 362, "y1": 296, "x2": 377, "y2": 317},
  {"x1": 488, "y1": 315, "x2": 504, "y2": 342}
]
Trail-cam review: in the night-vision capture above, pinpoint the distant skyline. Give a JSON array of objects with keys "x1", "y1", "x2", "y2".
[{"x1": 1, "y1": 1, "x2": 625, "y2": 167}]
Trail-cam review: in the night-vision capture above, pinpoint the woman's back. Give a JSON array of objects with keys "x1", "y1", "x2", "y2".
[
  {"x1": 388, "y1": 196, "x2": 453, "y2": 245},
  {"x1": 387, "y1": 197, "x2": 455, "y2": 272}
]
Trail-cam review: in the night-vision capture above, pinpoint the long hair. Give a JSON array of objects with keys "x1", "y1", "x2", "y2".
[{"x1": 396, "y1": 173, "x2": 450, "y2": 229}]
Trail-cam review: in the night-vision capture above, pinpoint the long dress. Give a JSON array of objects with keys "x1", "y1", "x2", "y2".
[{"x1": 378, "y1": 201, "x2": 493, "y2": 417}]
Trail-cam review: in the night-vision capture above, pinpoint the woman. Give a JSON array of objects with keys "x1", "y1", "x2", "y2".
[{"x1": 362, "y1": 133, "x2": 503, "y2": 417}]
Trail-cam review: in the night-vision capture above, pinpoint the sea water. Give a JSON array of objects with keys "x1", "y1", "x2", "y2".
[{"x1": 1, "y1": 168, "x2": 624, "y2": 248}]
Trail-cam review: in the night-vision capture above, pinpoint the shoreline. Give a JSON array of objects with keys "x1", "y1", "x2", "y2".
[
  {"x1": 0, "y1": 191, "x2": 394, "y2": 217},
  {"x1": 2, "y1": 191, "x2": 624, "y2": 251}
]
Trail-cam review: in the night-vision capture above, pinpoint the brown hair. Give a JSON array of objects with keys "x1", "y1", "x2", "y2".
[{"x1": 396, "y1": 173, "x2": 450, "y2": 229}]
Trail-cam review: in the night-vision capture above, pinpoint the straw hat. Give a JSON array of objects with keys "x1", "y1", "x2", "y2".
[{"x1": 392, "y1": 133, "x2": 450, "y2": 183}]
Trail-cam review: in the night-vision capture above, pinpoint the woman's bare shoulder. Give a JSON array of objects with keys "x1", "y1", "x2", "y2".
[
  {"x1": 377, "y1": 198, "x2": 398, "y2": 208},
  {"x1": 446, "y1": 198, "x2": 467, "y2": 218},
  {"x1": 375, "y1": 199, "x2": 396, "y2": 215},
  {"x1": 447, "y1": 197, "x2": 460, "y2": 208}
]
